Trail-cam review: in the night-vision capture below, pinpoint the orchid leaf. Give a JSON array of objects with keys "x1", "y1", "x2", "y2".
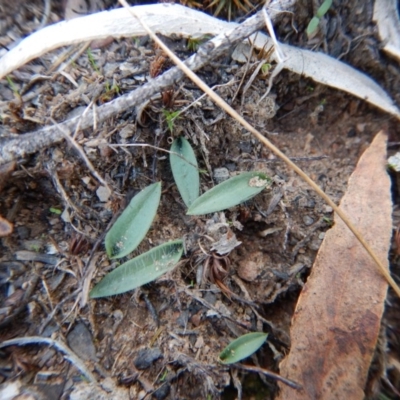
[
  {"x1": 90, "y1": 239, "x2": 184, "y2": 298},
  {"x1": 170, "y1": 137, "x2": 199, "y2": 207},
  {"x1": 105, "y1": 182, "x2": 161, "y2": 259},
  {"x1": 306, "y1": 16, "x2": 321, "y2": 36},
  {"x1": 219, "y1": 332, "x2": 268, "y2": 365},
  {"x1": 187, "y1": 172, "x2": 270, "y2": 215},
  {"x1": 316, "y1": 0, "x2": 332, "y2": 18}
]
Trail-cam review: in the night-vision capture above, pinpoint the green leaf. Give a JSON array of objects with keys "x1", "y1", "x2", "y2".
[
  {"x1": 90, "y1": 239, "x2": 184, "y2": 298},
  {"x1": 170, "y1": 137, "x2": 200, "y2": 207},
  {"x1": 316, "y1": 0, "x2": 332, "y2": 18},
  {"x1": 187, "y1": 172, "x2": 270, "y2": 215},
  {"x1": 306, "y1": 16, "x2": 321, "y2": 36},
  {"x1": 219, "y1": 332, "x2": 268, "y2": 365},
  {"x1": 105, "y1": 182, "x2": 161, "y2": 259}
]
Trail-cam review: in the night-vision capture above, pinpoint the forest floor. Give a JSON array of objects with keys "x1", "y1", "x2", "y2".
[{"x1": 1, "y1": 1, "x2": 400, "y2": 399}]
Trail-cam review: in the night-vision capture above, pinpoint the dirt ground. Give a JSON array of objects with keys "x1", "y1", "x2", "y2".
[{"x1": 1, "y1": 1, "x2": 400, "y2": 399}]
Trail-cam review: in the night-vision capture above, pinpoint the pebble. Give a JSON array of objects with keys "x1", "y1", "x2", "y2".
[
  {"x1": 303, "y1": 216, "x2": 314, "y2": 226},
  {"x1": 96, "y1": 185, "x2": 111, "y2": 202},
  {"x1": 237, "y1": 260, "x2": 259, "y2": 282},
  {"x1": 67, "y1": 322, "x2": 97, "y2": 362},
  {"x1": 213, "y1": 167, "x2": 230, "y2": 183},
  {"x1": 134, "y1": 348, "x2": 163, "y2": 370},
  {"x1": 153, "y1": 384, "x2": 170, "y2": 400},
  {"x1": 119, "y1": 124, "x2": 135, "y2": 139}
]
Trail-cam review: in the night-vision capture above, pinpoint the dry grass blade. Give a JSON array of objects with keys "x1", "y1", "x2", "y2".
[{"x1": 118, "y1": 0, "x2": 400, "y2": 297}]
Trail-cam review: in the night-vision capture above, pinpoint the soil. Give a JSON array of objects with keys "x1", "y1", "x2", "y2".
[{"x1": 1, "y1": 1, "x2": 400, "y2": 399}]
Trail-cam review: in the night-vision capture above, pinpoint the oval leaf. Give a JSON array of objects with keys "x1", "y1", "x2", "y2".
[
  {"x1": 105, "y1": 182, "x2": 161, "y2": 259},
  {"x1": 316, "y1": 0, "x2": 332, "y2": 18},
  {"x1": 219, "y1": 332, "x2": 268, "y2": 365},
  {"x1": 187, "y1": 172, "x2": 270, "y2": 215},
  {"x1": 306, "y1": 16, "x2": 321, "y2": 36},
  {"x1": 170, "y1": 137, "x2": 199, "y2": 207},
  {"x1": 90, "y1": 239, "x2": 184, "y2": 298}
]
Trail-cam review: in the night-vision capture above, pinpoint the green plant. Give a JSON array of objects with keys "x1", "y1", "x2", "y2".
[
  {"x1": 87, "y1": 48, "x2": 100, "y2": 73},
  {"x1": 105, "y1": 182, "x2": 161, "y2": 259},
  {"x1": 187, "y1": 171, "x2": 270, "y2": 215},
  {"x1": 163, "y1": 110, "x2": 180, "y2": 132},
  {"x1": 170, "y1": 137, "x2": 200, "y2": 207},
  {"x1": 6, "y1": 76, "x2": 19, "y2": 95},
  {"x1": 187, "y1": 35, "x2": 213, "y2": 52},
  {"x1": 90, "y1": 240, "x2": 184, "y2": 298},
  {"x1": 261, "y1": 63, "x2": 271, "y2": 76},
  {"x1": 169, "y1": 137, "x2": 271, "y2": 214},
  {"x1": 159, "y1": 369, "x2": 168, "y2": 382},
  {"x1": 49, "y1": 207, "x2": 62, "y2": 215},
  {"x1": 306, "y1": 0, "x2": 333, "y2": 37},
  {"x1": 219, "y1": 332, "x2": 268, "y2": 364},
  {"x1": 90, "y1": 138, "x2": 271, "y2": 299}
]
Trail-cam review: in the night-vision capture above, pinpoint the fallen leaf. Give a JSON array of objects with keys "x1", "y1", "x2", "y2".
[
  {"x1": 278, "y1": 131, "x2": 392, "y2": 399},
  {"x1": 374, "y1": 0, "x2": 400, "y2": 62},
  {"x1": 0, "y1": 215, "x2": 13, "y2": 237}
]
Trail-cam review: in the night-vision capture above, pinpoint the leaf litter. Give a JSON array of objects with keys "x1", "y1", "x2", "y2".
[
  {"x1": 1, "y1": 1, "x2": 400, "y2": 399},
  {"x1": 278, "y1": 131, "x2": 393, "y2": 399}
]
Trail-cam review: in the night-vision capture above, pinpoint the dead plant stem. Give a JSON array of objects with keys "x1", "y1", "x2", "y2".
[{"x1": 119, "y1": 0, "x2": 400, "y2": 297}]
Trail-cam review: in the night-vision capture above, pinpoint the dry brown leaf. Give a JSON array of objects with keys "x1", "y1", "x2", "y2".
[{"x1": 278, "y1": 131, "x2": 392, "y2": 399}]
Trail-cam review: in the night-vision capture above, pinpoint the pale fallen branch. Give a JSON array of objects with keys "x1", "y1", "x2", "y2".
[
  {"x1": 374, "y1": 0, "x2": 400, "y2": 62},
  {"x1": 0, "y1": 336, "x2": 97, "y2": 382},
  {"x1": 0, "y1": 3, "x2": 398, "y2": 119},
  {"x1": 0, "y1": 7, "x2": 267, "y2": 165}
]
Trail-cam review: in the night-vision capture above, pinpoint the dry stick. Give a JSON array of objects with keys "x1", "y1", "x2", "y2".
[
  {"x1": 119, "y1": 0, "x2": 400, "y2": 297},
  {"x1": 0, "y1": 336, "x2": 96, "y2": 382},
  {"x1": 0, "y1": 10, "x2": 267, "y2": 166},
  {"x1": 234, "y1": 363, "x2": 302, "y2": 390},
  {"x1": 49, "y1": 118, "x2": 109, "y2": 189}
]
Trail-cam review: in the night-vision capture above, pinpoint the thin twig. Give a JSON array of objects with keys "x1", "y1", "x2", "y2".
[
  {"x1": 0, "y1": 336, "x2": 97, "y2": 382},
  {"x1": 109, "y1": 143, "x2": 199, "y2": 169},
  {"x1": 241, "y1": 155, "x2": 328, "y2": 163},
  {"x1": 234, "y1": 363, "x2": 302, "y2": 390},
  {"x1": 50, "y1": 118, "x2": 110, "y2": 190},
  {"x1": 118, "y1": 0, "x2": 400, "y2": 297}
]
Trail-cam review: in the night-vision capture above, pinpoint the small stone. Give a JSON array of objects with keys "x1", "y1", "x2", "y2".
[
  {"x1": 67, "y1": 322, "x2": 97, "y2": 362},
  {"x1": 194, "y1": 336, "x2": 204, "y2": 349},
  {"x1": 152, "y1": 384, "x2": 170, "y2": 400},
  {"x1": 237, "y1": 260, "x2": 259, "y2": 282},
  {"x1": 134, "y1": 348, "x2": 163, "y2": 370},
  {"x1": 96, "y1": 185, "x2": 111, "y2": 202},
  {"x1": 16, "y1": 226, "x2": 30, "y2": 240},
  {"x1": 190, "y1": 311, "x2": 202, "y2": 327},
  {"x1": 213, "y1": 167, "x2": 230, "y2": 183},
  {"x1": 101, "y1": 377, "x2": 116, "y2": 393},
  {"x1": 388, "y1": 153, "x2": 400, "y2": 172},
  {"x1": 308, "y1": 239, "x2": 322, "y2": 251},
  {"x1": 303, "y1": 216, "x2": 314, "y2": 226},
  {"x1": 0, "y1": 215, "x2": 13, "y2": 237},
  {"x1": 119, "y1": 124, "x2": 135, "y2": 139},
  {"x1": 61, "y1": 209, "x2": 71, "y2": 223}
]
